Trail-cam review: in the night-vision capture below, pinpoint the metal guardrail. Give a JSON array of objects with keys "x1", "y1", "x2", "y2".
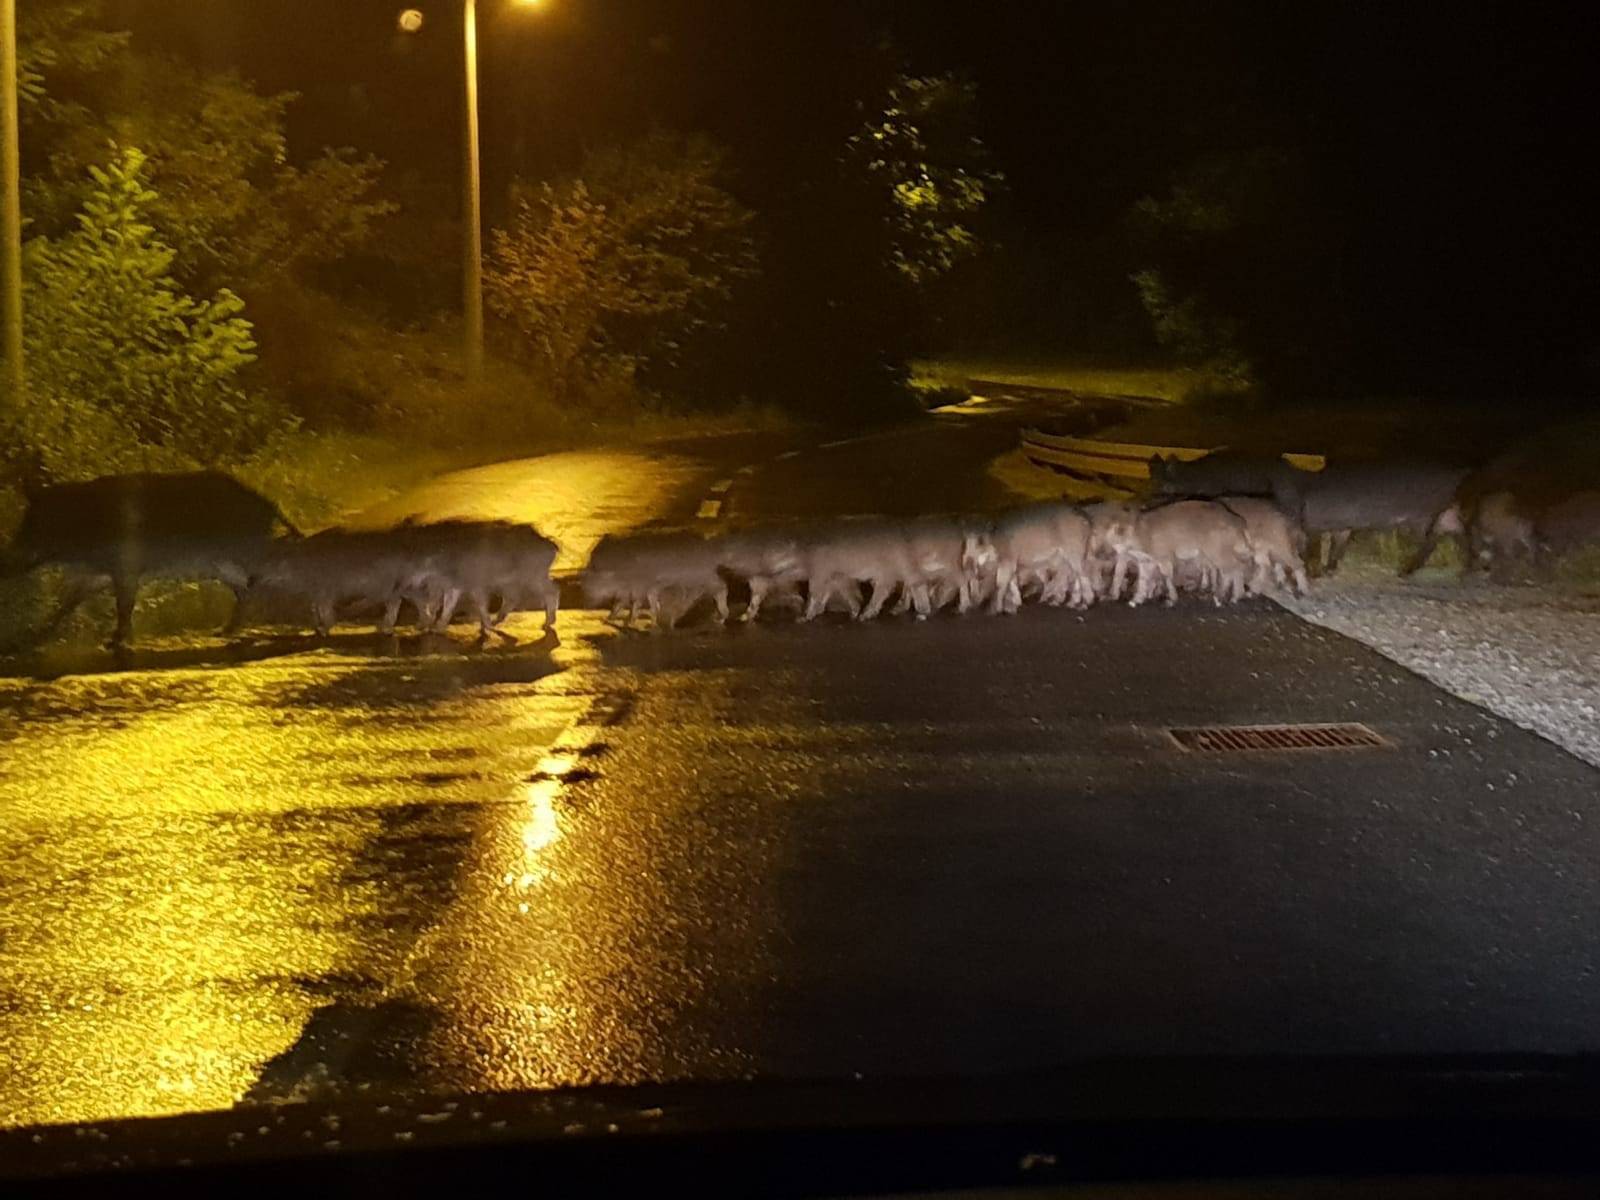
[{"x1": 1020, "y1": 429, "x2": 1326, "y2": 489}]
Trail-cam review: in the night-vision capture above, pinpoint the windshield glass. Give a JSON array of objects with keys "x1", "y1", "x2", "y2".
[{"x1": 2, "y1": 0, "x2": 1599, "y2": 1162}]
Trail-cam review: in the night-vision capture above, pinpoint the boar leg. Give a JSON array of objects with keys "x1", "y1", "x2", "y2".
[
  {"x1": 1125, "y1": 559, "x2": 1149, "y2": 606},
  {"x1": 1305, "y1": 534, "x2": 1328, "y2": 576},
  {"x1": 542, "y1": 584, "x2": 559, "y2": 630},
  {"x1": 1036, "y1": 568, "x2": 1061, "y2": 606},
  {"x1": 220, "y1": 582, "x2": 251, "y2": 635},
  {"x1": 109, "y1": 575, "x2": 139, "y2": 647},
  {"x1": 997, "y1": 571, "x2": 1019, "y2": 614},
  {"x1": 858, "y1": 578, "x2": 892, "y2": 621},
  {"x1": 1078, "y1": 570, "x2": 1098, "y2": 609},
  {"x1": 742, "y1": 577, "x2": 769, "y2": 622},
  {"x1": 907, "y1": 582, "x2": 932, "y2": 620},
  {"x1": 990, "y1": 561, "x2": 1015, "y2": 615},
  {"x1": 1110, "y1": 553, "x2": 1133, "y2": 601},
  {"x1": 1401, "y1": 508, "x2": 1462, "y2": 577},
  {"x1": 800, "y1": 582, "x2": 827, "y2": 622},
  {"x1": 1321, "y1": 530, "x2": 1353, "y2": 575},
  {"x1": 1048, "y1": 565, "x2": 1076, "y2": 607},
  {"x1": 840, "y1": 581, "x2": 864, "y2": 618},
  {"x1": 214, "y1": 562, "x2": 253, "y2": 635},
  {"x1": 1283, "y1": 553, "x2": 1310, "y2": 596},
  {"x1": 379, "y1": 595, "x2": 403, "y2": 634},
  {"x1": 312, "y1": 595, "x2": 337, "y2": 638},
  {"x1": 468, "y1": 591, "x2": 498, "y2": 637},
  {"x1": 712, "y1": 581, "x2": 730, "y2": 624},
  {"x1": 645, "y1": 589, "x2": 667, "y2": 631},
  {"x1": 1463, "y1": 524, "x2": 1489, "y2": 578},
  {"x1": 963, "y1": 572, "x2": 995, "y2": 613},
  {"x1": 1398, "y1": 534, "x2": 1437, "y2": 577},
  {"x1": 474, "y1": 593, "x2": 517, "y2": 640},
  {"x1": 437, "y1": 587, "x2": 466, "y2": 631}
]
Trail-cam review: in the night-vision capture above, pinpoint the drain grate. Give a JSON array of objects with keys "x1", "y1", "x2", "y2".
[{"x1": 1166, "y1": 722, "x2": 1387, "y2": 753}]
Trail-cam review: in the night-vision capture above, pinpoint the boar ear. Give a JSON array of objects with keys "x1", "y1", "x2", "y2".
[{"x1": 1147, "y1": 455, "x2": 1165, "y2": 479}]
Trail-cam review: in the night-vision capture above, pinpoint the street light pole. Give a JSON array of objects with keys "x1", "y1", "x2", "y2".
[
  {"x1": 1, "y1": 0, "x2": 24, "y2": 404},
  {"x1": 462, "y1": 0, "x2": 485, "y2": 388}
]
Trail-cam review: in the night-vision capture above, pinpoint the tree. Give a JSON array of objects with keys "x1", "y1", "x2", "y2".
[
  {"x1": 18, "y1": 3, "x2": 392, "y2": 294},
  {"x1": 19, "y1": 146, "x2": 267, "y2": 477},
  {"x1": 845, "y1": 73, "x2": 1000, "y2": 287},
  {"x1": 1128, "y1": 148, "x2": 1350, "y2": 393},
  {"x1": 485, "y1": 131, "x2": 758, "y2": 402},
  {"x1": 15, "y1": 1, "x2": 126, "y2": 126}
]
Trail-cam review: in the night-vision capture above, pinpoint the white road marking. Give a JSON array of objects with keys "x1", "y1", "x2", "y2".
[
  {"x1": 817, "y1": 438, "x2": 855, "y2": 449},
  {"x1": 708, "y1": 478, "x2": 734, "y2": 495},
  {"x1": 735, "y1": 465, "x2": 757, "y2": 476},
  {"x1": 696, "y1": 499, "x2": 723, "y2": 520},
  {"x1": 775, "y1": 449, "x2": 801, "y2": 461}
]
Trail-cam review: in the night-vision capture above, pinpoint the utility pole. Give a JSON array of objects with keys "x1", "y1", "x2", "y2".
[
  {"x1": 462, "y1": 0, "x2": 485, "y2": 387},
  {"x1": 1, "y1": 0, "x2": 24, "y2": 404}
]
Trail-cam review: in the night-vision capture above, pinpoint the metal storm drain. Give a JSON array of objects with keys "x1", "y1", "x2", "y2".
[{"x1": 1166, "y1": 722, "x2": 1388, "y2": 753}]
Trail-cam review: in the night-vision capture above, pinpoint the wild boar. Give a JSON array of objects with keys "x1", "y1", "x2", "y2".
[
  {"x1": 799, "y1": 518, "x2": 926, "y2": 621},
  {"x1": 409, "y1": 520, "x2": 559, "y2": 635},
  {"x1": 1129, "y1": 501, "x2": 1253, "y2": 606},
  {"x1": 1466, "y1": 491, "x2": 1538, "y2": 576},
  {"x1": 712, "y1": 525, "x2": 809, "y2": 621},
  {"x1": 583, "y1": 530, "x2": 728, "y2": 630},
  {"x1": 989, "y1": 503, "x2": 1093, "y2": 614},
  {"x1": 1083, "y1": 500, "x2": 1142, "y2": 601},
  {"x1": 253, "y1": 528, "x2": 440, "y2": 637},
  {"x1": 1281, "y1": 461, "x2": 1469, "y2": 576},
  {"x1": 1217, "y1": 496, "x2": 1310, "y2": 596},
  {"x1": 890, "y1": 515, "x2": 999, "y2": 615},
  {"x1": 3, "y1": 471, "x2": 297, "y2": 645},
  {"x1": 1150, "y1": 452, "x2": 1309, "y2": 500}
]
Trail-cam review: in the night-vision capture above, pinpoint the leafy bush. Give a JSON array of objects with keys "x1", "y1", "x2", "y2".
[
  {"x1": 15, "y1": 145, "x2": 277, "y2": 479},
  {"x1": 485, "y1": 131, "x2": 759, "y2": 404}
]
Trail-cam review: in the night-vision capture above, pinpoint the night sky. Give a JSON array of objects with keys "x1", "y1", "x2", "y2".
[{"x1": 114, "y1": 1, "x2": 1600, "y2": 395}]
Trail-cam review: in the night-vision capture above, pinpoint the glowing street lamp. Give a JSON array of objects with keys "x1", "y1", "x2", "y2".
[
  {"x1": 404, "y1": 1, "x2": 547, "y2": 387},
  {"x1": 462, "y1": 0, "x2": 546, "y2": 386}
]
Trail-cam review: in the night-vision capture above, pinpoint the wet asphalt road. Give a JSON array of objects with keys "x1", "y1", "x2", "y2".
[{"x1": 3, "y1": 400, "x2": 1600, "y2": 1130}]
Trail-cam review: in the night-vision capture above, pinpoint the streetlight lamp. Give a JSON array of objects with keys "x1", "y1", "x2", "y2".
[
  {"x1": 1, "y1": 0, "x2": 23, "y2": 404},
  {"x1": 460, "y1": 0, "x2": 544, "y2": 388}
]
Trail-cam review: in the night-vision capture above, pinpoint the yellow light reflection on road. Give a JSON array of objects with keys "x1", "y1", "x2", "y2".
[
  {"x1": 0, "y1": 635, "x2": 599, "y2": 1129},
  {"x1": 383, "y1": 676, "x2": 792, "y2": 1097},
  {"x1": 511, "y1": 753, "x2": 573, "y2": 896},
  {"x1": 342, "y1": 451, "x2": 705, "y2": 574}
]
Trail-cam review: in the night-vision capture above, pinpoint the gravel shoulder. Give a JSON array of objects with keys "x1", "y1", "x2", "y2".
[{"x1": 1277, "y1": 561, "x2": 1600, "y2": 768}]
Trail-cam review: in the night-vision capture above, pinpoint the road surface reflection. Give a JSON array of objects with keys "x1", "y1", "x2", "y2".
[{"x1": 0, "y1": 619, "x2": 597, "y2": 1126}]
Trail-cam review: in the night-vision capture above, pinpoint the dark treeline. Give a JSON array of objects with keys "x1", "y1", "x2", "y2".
[{"x1": 24, "y1": 0, "x2": 1600, "y2": 448}]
